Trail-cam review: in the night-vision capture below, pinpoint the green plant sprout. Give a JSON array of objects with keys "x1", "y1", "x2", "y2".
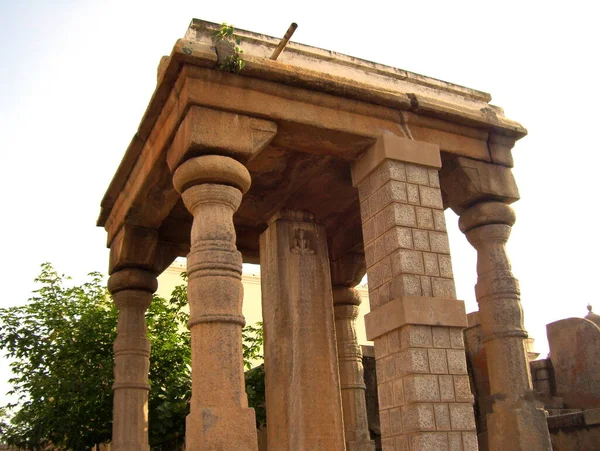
[{"x1": 214, "y1": 23, "x2": 245, "y2": 74}]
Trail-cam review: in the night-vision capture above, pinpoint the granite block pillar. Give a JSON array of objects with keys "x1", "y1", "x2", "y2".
[
  {"x1": 352, "y1": 135, "x2": 478, "y2": 451},
  {"x1": 167, "y1": 106, "x2": 277, "y2": 450}
]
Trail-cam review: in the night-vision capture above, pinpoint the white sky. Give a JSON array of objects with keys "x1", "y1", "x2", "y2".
[{"x1": 1, "y1": 0, "x2": 599, "y2": 405}]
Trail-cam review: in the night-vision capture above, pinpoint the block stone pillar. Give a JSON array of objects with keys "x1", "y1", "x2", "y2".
[
  {"x1": 260, "y1": 209, "x2": 346, "y2": 451},
  {"x1": 331, "y1": 254, "x2": 376, "y2": 451},
  {"x1": 441, "y1": 157, "x2": 552, "y2": 451},
  {"x1": 108, "y1": 267, "x2": 157, "y2": 451},
  {"x1": 352, "y1": 135, "x2": 478, "y2": 451}
]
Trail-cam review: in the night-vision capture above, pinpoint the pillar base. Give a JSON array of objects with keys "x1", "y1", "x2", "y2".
[
  {"x1": 185, "y1": 407, "x2": 258, "y2": 451},
  {"x1": 347, "y1": 439, "x2": 376, "y2": 451},
  {"x1": 111, "y1": 444, "x2": 149, "y2": 451},
  {"x1": 487, "y1": 400, "x2": 551, "y2": 451}
]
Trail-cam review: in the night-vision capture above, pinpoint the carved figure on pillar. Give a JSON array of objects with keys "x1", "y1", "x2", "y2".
[
  {"x1": 331, "y1": 253, "x2": 376, "y2": 451},
  {"x1": 441, "y1": 157, "x2": 552, "y2": 451}
]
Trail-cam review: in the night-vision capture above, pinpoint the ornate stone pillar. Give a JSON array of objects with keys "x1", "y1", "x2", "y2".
[
  {"x1": 167, "y1": 106, "x2": 277, "y2": 450},
  {"x1": 352, "y1": 135, "x2": 478, "y2": 451},
  {"x1": 107, "y1": 224, "x2": 169, "y2": 451},
  {"x1": 331, "y1": 254, "x2": 376, "y2": 451},
  {"x1": 108, "y1": 268, "x2": 156, "y2": 451},
  {"x1": 260, "y1": 209, "x2": 346, "y2": 450},
  {"x1": 441, "y1": 157, "x2": 552, "y2": 451},
  {"x1": 172, "y1": 156, "x2": 256, "y2": 450}
]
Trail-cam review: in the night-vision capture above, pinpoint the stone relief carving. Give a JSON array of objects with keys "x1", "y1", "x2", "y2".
[{"x1": 290, "y1": 229, "x2": 315, "y2": 255}]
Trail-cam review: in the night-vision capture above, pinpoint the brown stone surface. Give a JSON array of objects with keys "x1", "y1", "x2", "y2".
[
  {"x1": 351, "y1": 134, "x2": 441, "y2": 187},
  {"x1": 95, "y1": 19, "x2": 537, "y2": 450},
  {"x1": 547, "y1": 410, "x2": 600, "y2": 451},
  {"x1": 355, "y1": 149, "x2": 475, "y2": 449},
  {"x1": 331, "y1": 255, "x2": 376, "y2": 451},
  {"x1": 547, "y1": 317, "x2": 600, "y2": 410},
  {"x1": 365, "y1": 296, "x2": 468, "y2": 341},
  {"x1": 449, "y1": 192, "x2": 552, "y2": 450},
  {"x1": 260, "y1": 210, "x2": 345, "y2": 450},
  {"x1": 108, "y1": 268, "x2": 157, "y2": 451},
  {"x1": 440, "y1": 157, "x2": 520, "y2": 215},
  {"x1": 173, "y1": 155, "x2": 258, "y2": 451}
]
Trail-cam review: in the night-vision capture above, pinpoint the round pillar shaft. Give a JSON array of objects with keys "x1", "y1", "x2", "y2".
[
  {"x1": 462, "y1": 202, "x2": 551, "y2": 451},
  {"x1": 108, "y1": 268, "x2": 157, "y2": 451},
  {"x1": 333, "y1": 287, "x2": 375, "y2": 451},
  {"x1": 173, "y1": 155, "x2": 257, "y2": 451}
]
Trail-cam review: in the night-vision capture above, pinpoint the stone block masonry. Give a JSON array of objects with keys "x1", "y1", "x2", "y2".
[{"x1": 353, "y1": 135, "x2": 477, "y2": 450}]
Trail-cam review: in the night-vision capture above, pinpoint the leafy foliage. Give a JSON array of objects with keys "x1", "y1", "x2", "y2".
[
  {"x1": 214, "y1": 22, "x2": 245, "y2": 73},
  {"x1": 0, "y1": 263, "x2": 116, "y2": 449},
  {"x1": 0, "y1": 264, "x2": 265, "y2": 450},
  {"x1": 245, "y1": 364, "x2": 266, "y2": 428}
]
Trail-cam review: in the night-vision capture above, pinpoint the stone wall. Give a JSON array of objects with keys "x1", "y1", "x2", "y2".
[
  {"x1": 547, "y1": 409, "x2": 600, "y2": 451},
  {"x1": 546, "y1": 317, "x2": 600, "y2": 410}
]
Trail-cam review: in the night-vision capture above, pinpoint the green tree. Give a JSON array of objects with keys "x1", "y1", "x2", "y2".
[{"x1": 0, "y1": 263, "x2": 264, "y2": 450}]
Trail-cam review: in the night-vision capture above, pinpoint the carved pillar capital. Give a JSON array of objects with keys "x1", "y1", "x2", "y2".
[
  {"x1": 439, "y1": 156, "x2": 519, "y2": 215},
  {"x1": 166, "y1": 105, "x2": 277, "y2": 171}
]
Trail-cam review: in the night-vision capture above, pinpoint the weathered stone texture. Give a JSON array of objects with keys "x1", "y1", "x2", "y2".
[
  {"x1": 260, "y1": 210, "x2": 345, "y2": 450},
  {"x1": 108, "y1": 268, "x2": 157, "y2": 451},
  {"x1": 442, "y1": 158, "x2": 552, "y2": 451},
  {"x1": 354, "y1": 136, "x2": 476, "y2": 450},
  {"x1": 547, "y1": 317, "x2": 600, "y2": 410}
]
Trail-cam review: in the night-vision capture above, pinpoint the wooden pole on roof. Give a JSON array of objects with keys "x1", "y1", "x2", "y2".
[{"x1": 270, "y1": 23, "x2": 298, "y2": 60}]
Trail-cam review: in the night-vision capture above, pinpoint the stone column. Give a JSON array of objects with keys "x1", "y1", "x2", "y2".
[
  {"x1": 260, "y1": 209, "x2": 346, "y2": 450},
  {"x1": 441, "y1": 157, "x2": 552, "y2": 451},
  {"x1": 331, "y1": 254, "x2": 376, "y2": 451},
  {"x1": 172, "y1": 155, "x2": 257, "y2": 450},
  {"x1": 166, "y1": 106, "x2": 277, "y2": 450},
  {"x1": 108, "y1": 267, "x2": 157, "y2": 451},
  {"x1": 352, "y1": 135, "x2": 478, "y2": 451}
]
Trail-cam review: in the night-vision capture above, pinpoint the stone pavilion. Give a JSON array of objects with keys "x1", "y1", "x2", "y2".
[{"x1": 97, "y1": 19, "x2": 552, "y2": 451}]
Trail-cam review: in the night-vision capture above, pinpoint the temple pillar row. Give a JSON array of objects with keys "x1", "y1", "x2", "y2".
[
  {"x1": 108, "y1": 267, "x2": 157, "y2": 451},
  {"x1": 172, "y1": 155, "x2": 258, "y2": 451},
  {"x1": 352, "y1": 135, "x2": 478, "y2": 451}
]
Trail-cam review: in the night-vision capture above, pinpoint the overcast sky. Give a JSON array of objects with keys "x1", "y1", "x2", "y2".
[{"x1": 1, "y1": 0, "x2": 598, "y2": 405}]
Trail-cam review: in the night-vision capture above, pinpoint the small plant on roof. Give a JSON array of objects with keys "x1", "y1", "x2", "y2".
[{"x1": 214, "y1": 23, "x2": 245, "y2": 74}]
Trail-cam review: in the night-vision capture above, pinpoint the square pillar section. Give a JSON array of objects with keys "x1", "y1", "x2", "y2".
[
  {"x1": 260, "y1": 209, "x2": 346, "y2": 451},
  {"x1": 352, "y1": 135, "x2": 478, "y2": 451}
]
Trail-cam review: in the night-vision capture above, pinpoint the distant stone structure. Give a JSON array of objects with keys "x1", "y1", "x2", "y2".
[
  {"x1": 97, "y1": 19, "x2": 551, "y2": 451},
  {"x1": 465, "y1": 306, "x2": 600, "y2": 450}
]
